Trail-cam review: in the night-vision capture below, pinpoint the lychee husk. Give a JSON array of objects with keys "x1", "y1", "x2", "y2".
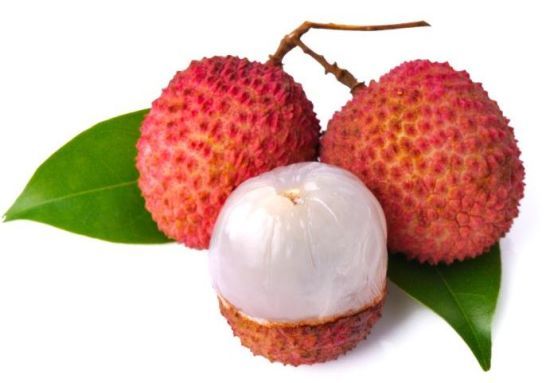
[
  {"x1": 218, "y1": 287, "x2": 386, "y2": 366},
  {"x1": 321, "y1": 60, "x2": 525, "y2": 264},
  {"x1": 137, "y1": 56, "x2": 320, "y2": 249}
]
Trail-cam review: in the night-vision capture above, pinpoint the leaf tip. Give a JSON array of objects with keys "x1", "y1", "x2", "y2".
[
  {"x1": 474, "y1": 340, "x2": 492, "y2": 371},
  {"x1": 3, "y1": 197, "x2": 24, "y2": 222},
  {"x1": 2, "y1": 207, "x2": 15, "y2": 223}
]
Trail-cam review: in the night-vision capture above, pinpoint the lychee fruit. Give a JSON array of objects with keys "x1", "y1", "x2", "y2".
[
  {"x1": 321, "y1": 60, "x2": 525, "y2": 264},
  {"x1": 137, "y1": 56, "x2": 320, "y2": 249},
  {"x1": 208, "y1": 162, "x2": 387, "y2": 365}
]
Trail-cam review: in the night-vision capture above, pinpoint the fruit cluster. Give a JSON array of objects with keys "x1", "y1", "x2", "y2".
[{"x1": 136, "y1": 21, "x2": 524, "y2": 365}]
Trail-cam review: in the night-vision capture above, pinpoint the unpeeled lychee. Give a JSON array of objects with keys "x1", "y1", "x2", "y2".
[
  {"x1": 209, "y1": 162, "x2": 387, "y2": 365},
  {"x1": 137, "y1": 56, "x2": 320, "y2": 249},
  {"x1": 321, "y1": 60, "x2": 524, "y2": 264}
]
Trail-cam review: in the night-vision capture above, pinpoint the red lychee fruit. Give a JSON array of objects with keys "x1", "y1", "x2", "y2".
[
  {"x1": 321, "y1": 60, "x2": 524, "y2": 264},
  {"x1": 137, "y1": 56, "x2": 320, "y2": 249}
]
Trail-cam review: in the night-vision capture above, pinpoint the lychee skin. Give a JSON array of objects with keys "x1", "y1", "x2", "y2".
[
  {"x1": 137, "y1": 56, "x2": 320, "y2": 249},
  {"x1": 321, "y1": 60, "x2": 525, "y2": 264},
  {"x1": 219, "y1": 292, "x2": 385, "y2": 366}
]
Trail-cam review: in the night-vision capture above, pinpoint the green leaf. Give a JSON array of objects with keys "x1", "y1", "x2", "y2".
[
  {"x1": 4, "y1": 110, "x2": 171, "y2": 244},
  {"x1": 388, "y1": 244, "x2": 501, "y2": 371}
]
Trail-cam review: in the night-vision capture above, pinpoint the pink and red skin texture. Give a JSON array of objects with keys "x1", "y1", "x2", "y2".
[
  {"x1": 321, "y1": 60, "x2": 525, "y2": 264},
  {"x1": 219, "y1": 288, "x2": 386, "y2": 366},
  {"x1": 136, "y1": 56, "x2": 320, "y2": 249},
  {"x1": 136, "y1": 58, "x2": 524, "y2": 364},
  {"x1": 138, "y1": 57, "x2": 524, "y2": 263}
]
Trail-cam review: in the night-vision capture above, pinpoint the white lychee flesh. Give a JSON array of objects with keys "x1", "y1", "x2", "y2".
[{"x1": 208, "y1": 162, "x2": 387, "y2": 323}]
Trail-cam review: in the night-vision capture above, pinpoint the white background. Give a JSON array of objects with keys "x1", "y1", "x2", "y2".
[{"x1": 1, "y1": 1, "x2": 548, "y2": 382}]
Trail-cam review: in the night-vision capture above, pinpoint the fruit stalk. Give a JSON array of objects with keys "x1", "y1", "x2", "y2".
[
  {"x1": 294, "y1": 38, "x2": 364, "y2": 91},
  {"x1": 268, "y1": 20, "x2": 430, "y2": 92}
]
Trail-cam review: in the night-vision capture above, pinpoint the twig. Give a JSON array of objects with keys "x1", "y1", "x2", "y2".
[{"x1": 268, "y1": 20, "x2": 430, "y2": 91}]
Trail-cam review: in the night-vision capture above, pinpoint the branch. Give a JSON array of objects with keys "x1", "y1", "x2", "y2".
[
  {"x1": 268, "y1": 20, "x2": 429, "y2": 66},
  {"x1": 267, "y1": 20, "x2": 430, "y2": 91},
  {"x1": 294, "y1": 39, "x2": 364, "y2": 92}
]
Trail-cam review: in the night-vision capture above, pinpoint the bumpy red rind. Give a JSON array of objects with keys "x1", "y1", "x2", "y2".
[
  {"x1": 321, "y1": 60, "x2": 525, "y2": 264},
  {"x1": 137, "y1": 56, "x2": 320, "y2": 249},
  {"x1": 218, "y1": 288, "x2": 386, "y2": 366}
]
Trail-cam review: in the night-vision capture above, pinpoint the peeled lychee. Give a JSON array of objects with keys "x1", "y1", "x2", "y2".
[
  {"x1": 137, "y1": 56, "x2": 320, "y2": 249},
  {"x1": 208, "y1": 162, "x2": 387, "y2": 365},
  {"x1": 321, "y1": 60, "x2": 524, "y2": 264}
]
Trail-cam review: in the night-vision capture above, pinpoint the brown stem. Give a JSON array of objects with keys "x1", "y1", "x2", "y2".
[
  {"x1": 268, "y1": 20, "x2": 430, "y2": 91},
  {"x1": 294, "y1": 39, "x2": 364, "y2": 92}
]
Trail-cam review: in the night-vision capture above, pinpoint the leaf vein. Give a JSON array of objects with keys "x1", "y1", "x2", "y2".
[
  {"x1": 7, "y1": 180, "x2": 137, "y2": 219},
  {"x1": 435, "y1": 267, "x2": 485, "y2": 360}
]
